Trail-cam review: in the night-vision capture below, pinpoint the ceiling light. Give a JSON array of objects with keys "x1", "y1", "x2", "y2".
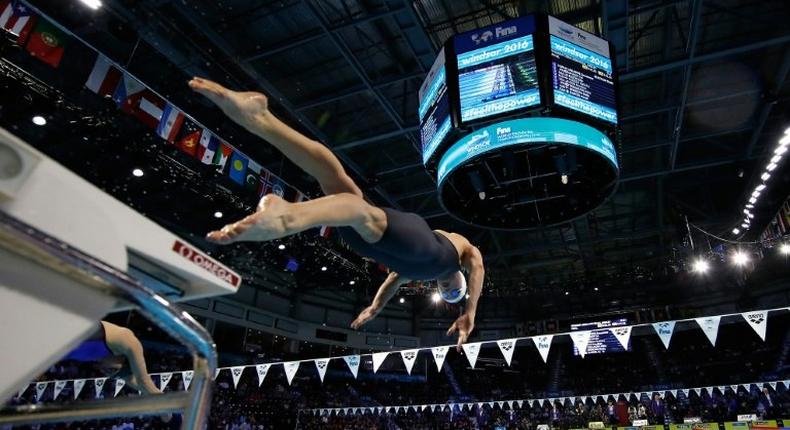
[
  {"x1": 320, "y1": 266, "x2": 327, "y2": 271},
  {"x1": 731, "y1": 251, "x2": 749, "y2": 266},
  {"x1": 780, "y1": 134, "x2": 790, "y2": 145},
  {"x1": 564, "y1": 291, "x2": 570, "y2": 296},
  {"x1": 780, "y1": 243, "x2": 790, "y2": 255},
  {"x1": 745, "y1": 204, "x2": 753, "y2": 209},
  {"x1": 752, "y1": 190, "x2": 761, "y2": 197},
  {"x1": 784, "y1": 126, "x2": 790, "y2": 135},
  {"x1": 756, "y1": 184, "x2": 766, "y2": 191},
  {"x1": 760, "y1": 173, "x2": 771, "y2": 181},
  {"x1": 743, "y1": 209, "x2": 751, "y2": 215},
  {"x1": 561, "y1": 174, "x2": 568, "y2": 185},
  {"x1": 747, "y1": 213, "x2": 754, "y2": 219},
  {"x1": 594, "y1": 287, "x2": 599, "y2": 291},
  {"x1": 349, "y1": 280, "x2": 355, "y2": 285},
  {"x1": 771, "y1": 155, "x2": 782, "y2": 163},
  {"x1": 775, "y1": 146, "x2": 788, "y2": 156},
  {"x1": 213, "y1": 211, "x2": 223, "y2": 219},
  {"x1": 432, "y1": 292, "x2": 441, "y2": 303},
  {"x1": 399, "y1": 297, "x2": 405, "y2": 304},
  {"x1": 767, "y1": 163, "x2": 778, "y2": 171},
  {"x1": 741, "y1": 223, "x2": 749, "y2": 228},
  {"x1": 79, "y1": 0, "x2": 102, "y2": 9},
  {"x1": 749, "y1": 196, "x2": 757, "y2": 204},
  {"x1": 278, "y1": 244, "x2": 286, "y2": 250},
  {"x1": 31, "y1": 115, "x2": 46, "y2": 126},
  {"x1": 132, "y1": 168, "x2": 144, "y2": 177},
  {"x1": 732, "y1": 228, "x2": 740, "y2": 235},
  {"x1": 692, "y1": 258, "x2": 709, "y2": 274}
]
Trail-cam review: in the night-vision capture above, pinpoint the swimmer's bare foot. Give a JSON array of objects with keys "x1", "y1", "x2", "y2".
[
  {"x1": 207, "y1": 194, "x2": 293, "y2": 244},
  {"x1": 188, "y1": 77, "x2": 272, "y2": 130}
]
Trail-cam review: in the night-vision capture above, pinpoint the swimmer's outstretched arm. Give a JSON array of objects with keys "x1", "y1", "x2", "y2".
[
  {"x1": 101, "y1": 321, "x2": 160, "y2": 395},
  {"x1": 447, "y1": 246, "x2": 484, "y2": 351},
  {"x1": 350, "y1": 272, "x2": 409, "y2": 330}
]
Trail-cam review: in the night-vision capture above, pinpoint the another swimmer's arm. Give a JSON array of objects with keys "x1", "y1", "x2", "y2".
[{"x1": 351, "y1": 272, "x2": 408, "y2": 329}]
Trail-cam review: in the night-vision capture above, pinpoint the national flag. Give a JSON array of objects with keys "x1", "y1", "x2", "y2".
[
  {"x1": 228, "y1": 151, "x2": 248, "y2": 185},
  {"x1": 270, "y1": 176, "x2": 286, "y2": 197},
  {"x1": 176, "y1": 120, "x2": 201, "y2": 158},
  {"x1": 245, "y1": 159, "x2": 262, "y2": 192},
  {"x1": 212, "y1": 142, "x2": 233, "y2": 172},
  {"x1": 196, "y1": 128, "x2": 219, "y2": 164},
  {"x1": 319, "y1": 225, "x2": 332, "y2": 238},
  {"x1": 112, "y1": 73, "x2": 165, "y2": 129},
  {"x1": 258, "y1": 169, "x2": 273, "y2": 197},
  {"x1": 84, "y1": 55, "x2": 122, "y2": 98},
  {"x1": 112, "y1": 72, "x2": 146, "y2": 111},
  {"x1": 1, "y1": 0, "x2": 36, "y2": 44},
  {"x1": 25, "y1": 18, "x2": 67, "y2": 68},
  {"x1": 156, "y1": 103, "x2": 184, "y2": 143}
]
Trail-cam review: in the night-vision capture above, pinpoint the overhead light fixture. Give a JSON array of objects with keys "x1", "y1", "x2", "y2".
[
  {"x1": 756, "y1": 184, "x2": 766, "y2": 191},
  {"x1": 594, "y1": 287, "x2": 599, "y2": 291},
  {"x1": 743, "y1": 209, "x2": 751, "y2": 215},
  {"x1": 767, "y1": 163, "x2": 778, "y2": 171},
  {"x1": 78, "y1": 0, "x2": 102, "y2": 10},
  {"x1": 745, "y1": 204, "x2": 754, "y2": 209},
  {"x1": 749, "y1": 197, "x2": 757, "y2": 204},
  {"x1": 747, "y1": 213, "x2": 754, "y2": 219},
  {"x1": 752, "y1": 190, "x2": 761, "y2": 197},
  {"x1": 780, "y1": 134, "x2": 790, "y2": 145},
  {"x1": 278, "y1": 244, "x2": 286, "y2": 250},
  {"x1": 760, "y1": 173, "x2": 771, "y2": 181},
  {"x1": 692, "y1": 258, "x2": 710, "y2": 274},
  {"x1": 213, "y1": 211, "x2": 223, "y2": 219},
  {"x1": 732, "y1": 228, "x2": 740, "y2": 235},
  {"x1": 741, "y1": 223, "x2": 749, "y2": 228},
  {"x1": 399, "y1": 297, "x2": 405, "y2": 304},
  {"x1": 564, "y1": 291, "x2": 570, "y2": 296},
  {"x1": 432, "y1": 292, "x2": 441, "y2": 303},
  {"x1": 780, "y1": 243, "x2": 790, "y2": 255},
  {"x1": 349, "y1": 280, "x2": 355, "y2": 285},
  {"x1": 731, "y1": 251, "x2": 749, "y2": 266},
  {"x1": 31, "y1": 115, "x2": 46, "y2": 126},
  {"x1": 132, "y1": 168, "x2": 144, "y2": 177},
  {"x1": 771, "y1": 155, "x2": 782, "y2": 163},
  {"x1": 775, "y1": 146, "x2": 788, "y2": 156},
  {"x1": 320, "y1": 266, "x2": 327, "y2": 272},
  {"x1": 561, "y1": 174, "x2": 569, "y2": 185}
]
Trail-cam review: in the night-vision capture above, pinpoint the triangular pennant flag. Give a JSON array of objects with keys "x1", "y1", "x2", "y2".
[
  {"x1": 652, "y1": 321, "x2": 676, "y2": 349},
  {"x1": 35, "y1": 382, "x2": 48, "y2": 401},
  {"x1": 94, "y1": 377, "x2": 107, "y2": 398},
  {"x1": 213, "y1": 368, "x2": 221, "y2": 380},
  {"x1": 462, "y1": 342, "x2": 482, "y2": 368},
  {"x1": 283, "y1": 361, "x2": 300, "y2": 385},
  {"x1": 53, "y1": 380, "x2": 66, "y2": 400},
  {"x1": 742, "y1": 311, "x2": 768, "y2": 341},
  {"x1": 255, "y1": 364, "x2": 270, "y2": 386},
  {"x1": 396, "y1": 406, "x2": 403, "y2": 413},
  {"x1": 769, "y1": 381, "x2": 777, "y2": 391},
  {"x1": 693, "y1": 388, "x2": 701, "y2": 396},
  {"x1": 516, "y1": 400, "x2": 523, "y2": 408},
  {"x1": 497, "y1": 338, "x2": 517, "y2": 366},
  {"x1": 230, "y1": 366, "x2": 245, "y2": 388},
  {"x1": 371, "y1": 352, "x2": 389, "y2": 373},
  {"x1": 497, "y1": 401, "x2": 504, "y2": 409},
  {"x1": 487, "y1": 401, "x2": 494, "y2": 408},
  {"x1": 431, "y1": 346, "x2": 449, "y2": 372},
  {"x1": 314, "y1": 358, "x2": 330, "y2": 383},
  {"x1": 695, "y1": 316, "x2": 722, "y2": 346},
  {"x1": 182, "y1": 371, "x2": 194, "y2": 390},
  {"x1": 477, "y1": 402, "x2": 485, "y2": 409},
  {"x1": 400, "y1": 349, "x2": 419, "y2": 375},
  {"x1": 507, "y1": 400, "x2": 514, "y2": 409},
  {"x1": 159, "y1": 372, "x2": 173, "y2": 391},
  {"x1": 533, "y1": 400, "x2": 541, "y2": 407},
  {"x1": 581, "y1": 396, "x2": 588, "y2": 404},
  {"x1": 73, "y1": 379, "x2": 86, "y2": 399},
  {"x1": 343, "y1": 355, "x2": 360, "y2": 378},
  {"x1": 17, "y1": 384, "x2": 28, "y2": 398},
  {"x1": 783, "y1": 380, "x2": 789, "y2": 389},
  {"x1": 719, "y1": 386, "x2": 726, "y2": 394},
  {"x1": 611, "y1": 326, "x2": 632, "y2": 349},
  {"x1": 532, "y1": 335, "x2": 553, "y2": 363},
  {"x1": 570, "y1": 331, "x2": 592, "y2": 358},
  {"x1": 114, "y1": 378, "x2": 126, "y2": 397}
]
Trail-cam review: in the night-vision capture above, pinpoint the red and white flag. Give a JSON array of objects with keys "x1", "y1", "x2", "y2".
[
  {"x1": 85, "y1": 55, "x2": 122, "y2": 97},
  {"x1": 319, "y1": 225, "x2": 332, "y2": 238}
]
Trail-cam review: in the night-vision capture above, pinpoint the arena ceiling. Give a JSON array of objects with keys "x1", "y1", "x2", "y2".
[{"x1": 11, "y1": 0, "x2": 790, "y2": 313}]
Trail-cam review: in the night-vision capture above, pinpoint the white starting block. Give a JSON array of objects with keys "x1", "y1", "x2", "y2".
[{"x1": 0, "y1": 126, "x2": 238, "y2": 406}]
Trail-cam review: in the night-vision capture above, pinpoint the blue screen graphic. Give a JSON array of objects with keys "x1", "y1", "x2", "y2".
[
  {"x1": 457, "y1": 35, "x2": 540, "y2": 123},
  {"x1": 419, "y1": 66, "x2": 451, "y2": 164},
  {"x1": 437, "y1": 117, "x2": 617, "y2": 185},
  {"x1": 571, "y1": 318, "x2": 630, "y2": 356},
  {"x1": 551, "y1": 36, "x2": 617, "y2": 124}
]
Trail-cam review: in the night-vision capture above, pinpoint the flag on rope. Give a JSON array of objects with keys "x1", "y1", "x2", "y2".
[{"x1": 0, "y1": 0, "x2": 36, "y2": 43}]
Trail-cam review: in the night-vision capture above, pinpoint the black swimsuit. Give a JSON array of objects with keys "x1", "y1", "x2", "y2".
[{"x1": 337, "y1": 208, "x2": 461, "y2": 280}]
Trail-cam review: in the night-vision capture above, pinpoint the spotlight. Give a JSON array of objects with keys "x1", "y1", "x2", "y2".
[
  {"x1": 478, "y1": 191, "x2": 486, "y2": 200},
  {"x1": 747, "y1": 213, "x2": 754, "y2": 219},
  {"x1": 732, "y1": 228, "x2": 740, "y2": 235},
  {"x1": 561, "y1": 174, "x2": 569, "y2": 185},
  {"x1": 320, "y1": 266, "x2": 327, "y2": 271},
  {"x1": 564, "y1": 291, "x2": 569, "y2": 296},
  {"x1": 731, "y1": 251, "x2": 749, "y2": 266},
  {"x1": 432, "y1": 292, "x2": 441, "y2": 303},
  {"x1": 760, "y1": 172, "x2": 771, "y2": 181},
  {"x1": 31, "y1": 115, "x2": 46, "y2": 126},
  {"x1": 780, "y1": 243, "x2": 790, "y2": 255},
  {"x1": 780, "y1": 134, "x2": 790, "y2": 145},
  {"x1": 743, "y1": 209, "x2": 751, "y2": 215},
  {"x1": 745, "y1": 204, "x2": 754, "y2": 209},
  {"x1": 399, "y1": 297, "x2": 405, "y2": 304},
  {"x1": 278, "y1": 244, "x2": 286, "y2": 250},
  {"x1": 79, "y1": 0, "x2": 102, "y2": 9},
  {"x1": 213, "y1": 211, "x2": 223, "y2": 219},
  {"x1": 692, "y1": 258, "x2": 710, "y2": 274},
  {"x1": 132, "y1": 168, "x2": 144, "y2": 177},
  {"x1": 349, "y1": 280, "x2": 355, "y2": 285},
  {"x1": 594, "y1": 287, "x2": 599, "y2": 291}
]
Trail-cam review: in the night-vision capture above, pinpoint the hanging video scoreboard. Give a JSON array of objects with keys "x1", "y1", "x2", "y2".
[
  {"x1": 419, "y1": 48, "x2": 453, "y2": 164},
  {"x1": 571, "y1": 318, "x2": 630, "y2": 356}
]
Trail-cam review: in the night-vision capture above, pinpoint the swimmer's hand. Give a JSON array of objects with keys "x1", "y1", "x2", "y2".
[
  {"x1": 447, "y1": 313, "x2": 474, "y2": 352},
  {"x1": 350, "y1": 304, "x2": 380, "y2": 330},
  {"x1": 188, "y1": 77, "x2": 272, "y2": 130}
]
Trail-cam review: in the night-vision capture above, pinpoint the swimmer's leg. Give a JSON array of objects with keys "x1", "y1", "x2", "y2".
[
  {"x1": 188, "y1": 77, "x2": 362, "y2": 197},
  {"x1": 207, "y1": 192, "x2": 387, "y2": 244},
  {"x1": 101, "y1": 321, "x2": 160, "y2": 395}
]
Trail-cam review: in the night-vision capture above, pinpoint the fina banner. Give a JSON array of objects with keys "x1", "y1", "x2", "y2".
[
  {"x1": 314, "y1": 358, "x2": 330, "y2": 383},
  {"x1": 342, "y1": 355, "x2": 360, "y2": 378},
  {"x1": 35, "y1": 382, "x2": 47, "y2": 401},
  {"x1": 159, "y1": 372, "x2": 173, "y2": 391},
  {"x1": 53, "y1": 380, "x2": 66, "y2": 400},
  {"x1": 742, "y1": 311, "x2": 767, "y2": 341},
  {"x1": 114, "y1": 378, "x2": 125, "y2": 397},
  {"x1": 611, "y1": 326, "x2": 632, "y2": 350},
  {"x1": 570, "y1": 330, "x2": 592, "y2": 358},
  {"x1": 533, "y1": 335, "x2": 553, "y2": 363},
  {"x1": 652, "y1": 321, "x2": 676, "y2": 349},
  {"x1": 182, "y1": 370, "x2": 194, "y2": 390},
  {"x1": 731, "y1": 385, "x2": 738, "y2": 393},
  {"x1": 681, "y1": 389, "x2": 690, "y2": 398},
  {"x1": 230, "y1": 366, "x2": 244, "y2": 388},
  {"x1": 431, "y1": 346, "x2": 450, "y2": 371},
  {"x1": 283, "y1": 361, "x2": 300, "y2": 385},
  {"x1": 73, "y1": 379, "x2": 86, "y2": 399},
  {"x1": 372, "y1": 352, "x2": 389, "y2": 373},
  {"x1": 400, "y1": 349, "x2": 419, "y2": 375},
  {"x1": 695, "y1": 316, "x2": 722, "y2": 346},
  {"x1": 769, "y1": 381, "x2": 777, "y2": 390},
  {"x1": 462, "y1": 342, "x2": 482, "y2": 368},
  {"x1": 94, "y1": 377, "x2": 107, "y2": 398},
  {"x1": 497, "y1": 338, "x2": 517, "y2": 366},
  {"x1": 255, "y1": 364, "x2": 270, "y2": 386}
]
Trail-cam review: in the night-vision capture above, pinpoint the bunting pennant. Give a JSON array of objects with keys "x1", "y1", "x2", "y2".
[
  {"x1": 343, "y1": 355, "x2": 360, "y2": 378},
  {"x1": 159, "y1": 372, "x2": 173, "y2": 391},
  {"x1": 695, "y1": 316, "x2": 722, "y2": 346},
  {"x1": 652, "y1": 321, "x2": 676, "y2": 349},
  {"x1": 314, "y1": 359, "x2": 330, "y2": 383},
  {"x1": 85, "y1": 54, "x2": 122, "y2": 97},
  {"x1": 228, "y1": 151, "x2": 248, "y2": 185},
  {"x1": 533, "y1": 335, "x2": 553, "y2": 363},
  {"x1": 742, "y1": 311, "x2": 767, "y2": 341},
  {"x1": 53, "y1": 380, "x2": 66, "y2": 400},
  {"x1": 769, "y1": 381, "x2": 777, "y2": 391},
  {"x1": 400, "y1": 349, "x2": 419, "y2": 375},
  {"x1": 255, "y1": 364, "x2": 270, "y2": 386},
  {"x1": 611, "y1": 326, "x2": 632, "y2": 350},
  {"x1": 156, "y1": 103, "x2": 185, "y2": 143},
  {"x1": 73, "y1": 379, "x2": 85, "y2": 399},
  {"x1": 570, "y1": 330, "x2": 592, "y2": 358},
  {"x1": 461, "y1": 342, "x2": 482, "y2": 368},
  {"x1": 496, "y1": 338, "x2": 517, "y2": 366},
  {"x1": 213, "y1": 141, "x2": 234, "y2": 172},
  {"x1": 283, "y1": 361, "x2": 300, "y2": 385},
  {"x1": 214, "y1": 368, "x2": 221, "y2": 380},
  {"x1": 230, "y1": 366, "x2": 244, "y2": 388},
  {"x1": 182, "y1": 371, "x2": 194, "y2": 390},
  {"x1": 176, "y1": 120, "x2": 201, "y2": 158},
  {"x1": 681, "y1": 389, "x2": 689, "y2": 397},
  {"x1": 114, "y1": 378, "x2": 125, "y2": 397},
  {"x1": 35, "y1": 382, "x2": 47, "y2": 401},
  {"x1": 17, "y1": 384, "x2": 27, "y2": 398},
  {"x1": 197, "y1": 128, "x2": 219, "y2": 164},
  {"x1": 245, "y1": 159, "x2": 263, "y2": 192},
  {"x1": 430, "y1": 346, "x2": 449, "y2": 372},
  {"x1": 371, "y1": 352, "x2": 389, "y2": 373},
  {"x1": 94, "y1": 377, "x2": 106, "y2": 398}
]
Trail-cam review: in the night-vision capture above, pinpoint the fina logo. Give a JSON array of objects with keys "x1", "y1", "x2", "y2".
[
  {"x1": 657, "y1": 322, "x2": 671, "y2": 335},
  {"x1": 465, "y1": 130, "x2": 491, "y2": 153},
  {"x1": 471, "y1": 30, "x2": 494, "y2": 45},
  {"x1": 537, "y1": 336, "x2": 550, "y2": 349},
  {"x1": 471, "y1": 24, "x2": 517, "y2": 45}
]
